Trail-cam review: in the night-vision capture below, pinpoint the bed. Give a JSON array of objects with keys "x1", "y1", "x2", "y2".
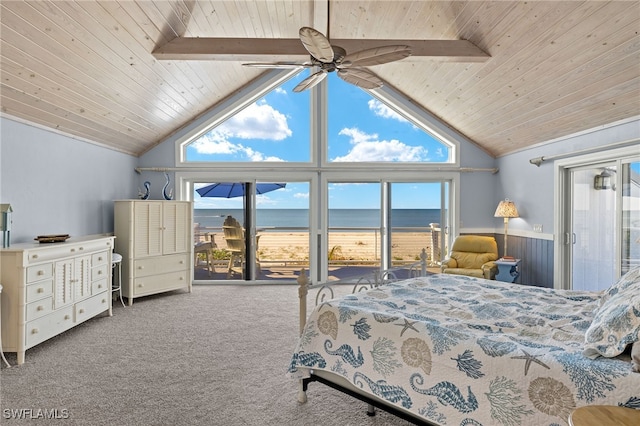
[{"x1": 288, "y1": 264, "x2": 640, "y2": 426}]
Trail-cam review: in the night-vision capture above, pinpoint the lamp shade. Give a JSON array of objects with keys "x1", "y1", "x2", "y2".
[{"x1": 494, "y1": 199, "x2": 519, "y2": 218}]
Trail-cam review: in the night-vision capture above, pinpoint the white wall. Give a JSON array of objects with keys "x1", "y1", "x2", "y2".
[
  {"x1": 0, "y1": 117, "x2": 138, "y2": 245},
  {"x1": 495, "y1": 118, "x2": 640, "y2": 237},
  {"x1": 3, "y1": 113, "x2": 635, "y2": 247}
]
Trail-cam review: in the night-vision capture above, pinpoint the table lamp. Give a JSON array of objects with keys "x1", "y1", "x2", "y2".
[{"x1": 494, "y1": 199, "x2": 519, "y2": 258}]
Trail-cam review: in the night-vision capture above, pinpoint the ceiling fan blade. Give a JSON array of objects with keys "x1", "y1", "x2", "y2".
[
  {"x1": 293, "y1": 70, "x2": 328, "y2": 92},
  {"x1": 337, "y1": 68, "x2": 384, "y2": 89},
  {"x1": 242, "y1": 62, "x2": 310, "y2": 69},
  {"x1": 299, "y1": 27, "x2": 334, "y2": 63},
  {"x1": 343, "y1": 45, "x2": 412, "y2": 67}
]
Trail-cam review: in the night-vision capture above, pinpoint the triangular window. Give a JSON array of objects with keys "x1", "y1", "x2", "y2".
[{"x1": 181, "y1": 71, "x2": 455, "y2": 164}]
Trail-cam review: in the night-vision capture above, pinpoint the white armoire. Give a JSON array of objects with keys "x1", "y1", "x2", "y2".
[{"x1": 114, "y1": 200, "x2": 192, "y2": 305}]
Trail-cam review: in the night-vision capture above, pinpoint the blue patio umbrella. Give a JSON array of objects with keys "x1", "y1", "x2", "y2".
[{"x1": 196, "y1": 182, "x2": 286, "y2": 198}]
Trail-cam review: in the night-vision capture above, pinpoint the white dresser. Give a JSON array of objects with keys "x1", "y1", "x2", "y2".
[
  {"x1": 0, "y1": 234, "x2": 115, "y2": 365},
  {"x1": 114, "y1": 200, "x2": 192, "y2": 305}
]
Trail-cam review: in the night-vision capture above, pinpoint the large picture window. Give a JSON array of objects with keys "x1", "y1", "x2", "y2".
[
  {"x1": 179, "y1": 70, "x2": 461, "y2": 283},
  {"x1": 182, "y1": 72, "x2": 455, "y2": 165}
]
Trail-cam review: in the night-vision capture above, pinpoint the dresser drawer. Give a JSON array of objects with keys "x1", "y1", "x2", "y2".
[
  {"x1": 91, "y1": 251, "x2": 109, "y2": 267},
  {"x1": 91, "y1": 263, "x2": 109, "y2": 282},
  {"x1": 75, "y1": 293, "x2": 109, "y2": 323},
  {"x1": 26, "y1": 263, "x2": 53, "y2": 283},
  {"x1": 133, "y1": 253, "x2": 188, "y2": 278},
  {"x1": 26, "y1": 297, "x2": 53, "y2": 322},
  {"x1": 25, "y1": 306, "x2": 74, "y2": 349},
  {"x1": 133, "y1": 270, "x2": 188, "y2": 296},
  {"x1": 92, "y1": 279, "x2": 109, "y2": 295},
  {"x1": 26, "y1": 279, "x2": 53, "y2": 303}
]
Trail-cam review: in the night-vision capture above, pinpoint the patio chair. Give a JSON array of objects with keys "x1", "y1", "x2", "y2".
[
  {"x1": 194, "y1": 233, "x2": 216, "y2": 276},
  {"x1": 441, "y1": 235, "x2": 499, "y2": 279},
  {"x1": 222, "y1": 216, "x2": 261, "y2": 278}
]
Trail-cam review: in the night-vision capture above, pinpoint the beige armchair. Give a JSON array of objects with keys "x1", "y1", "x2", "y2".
[{"x1": 441, "y1": 235, "x2": 499, "y2": 279}]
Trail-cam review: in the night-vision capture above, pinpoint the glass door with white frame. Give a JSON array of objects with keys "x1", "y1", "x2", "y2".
[
  {"x1": 622, "y1": 161, "x2": 640, "y2": 273},
  {"x1": 389, "y1": 182, "x2": 450, "y2": 270},
  {"x1": 571, "y1": 165, "x2": 617, "y2": 291},
  {"x1": 193, "y1": 180, "x2": 309, "y2": 282}
]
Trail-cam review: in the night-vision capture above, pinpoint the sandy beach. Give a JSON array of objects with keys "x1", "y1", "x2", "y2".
[{"x1": 199, "y1": 230, "x2": 439, "y2": 263}]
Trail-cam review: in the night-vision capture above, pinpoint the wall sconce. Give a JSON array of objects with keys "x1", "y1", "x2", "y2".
[
  {"x1": 594, "y1": 170, "x2": 612, "y2": 190},
  {"x1": 494, "y1": 199, "x2": 519, "y2": 258}
]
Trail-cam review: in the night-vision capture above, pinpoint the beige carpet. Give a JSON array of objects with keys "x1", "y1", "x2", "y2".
[{"x1": 0, "y1": 285, "x2": 413, "y2": 426}]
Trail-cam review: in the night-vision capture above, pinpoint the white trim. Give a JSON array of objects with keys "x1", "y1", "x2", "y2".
[
  {"x1": 498, "y1": 116, "x2": 640, "y2": 158},
  {"x1": 171, "y1": 69, "x2": 301, "y2": 164},
  {"x1": 367, "y1": 83, "x2": 461, "y2": 166},
  {"x1": 554, "y1": 144, "x2": 640, "y2": 290},
  {"x1": 0, "y1": 113, "x2": 133, "y2": 155}
]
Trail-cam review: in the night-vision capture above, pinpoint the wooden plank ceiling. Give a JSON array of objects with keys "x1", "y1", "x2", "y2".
[{"x1": 1, "y1": 1, "x2": 638, "y2": 157}]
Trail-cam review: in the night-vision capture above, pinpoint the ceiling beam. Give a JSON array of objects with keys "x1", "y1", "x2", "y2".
[{"x1": 152, "y1": 37, "x2": 490, "y2": 63}]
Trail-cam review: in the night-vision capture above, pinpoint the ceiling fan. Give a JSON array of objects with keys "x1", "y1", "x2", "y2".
[{"x1": 242, "y1": 27, "x2": 412, "y2": 92}]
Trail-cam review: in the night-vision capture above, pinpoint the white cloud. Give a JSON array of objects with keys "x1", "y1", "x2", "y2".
[
  {"x1": 220, "y1": 102, "x2": 292, "y2": 140},
  {"x1": 368, "y1": 99, "x2": 408, "y2": 123},
  {"x1": 333, "y1": 127, "x2": 428, "y2": 162},
  {"x1": 294, "y1": 192, "x2": 309, "y2": 199},
  {"x1": 189, "y1": 101, "x2": 290, "y2": 161}
]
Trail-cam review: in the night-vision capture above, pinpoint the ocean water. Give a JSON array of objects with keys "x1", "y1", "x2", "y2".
[{"x1": 194, "y1": 209, "x2": 441, "y2": 230}]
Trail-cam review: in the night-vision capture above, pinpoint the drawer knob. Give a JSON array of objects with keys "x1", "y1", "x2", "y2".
[
  {"x1": 71, "y1": 248, "x2": 76, "y2": 252},
  {"x1": 64, "y1": 315, "x2": 70, "y2": 320},
  {"x1": 98, "y1": 284, "x2": 103, "y2": 289},
  {"x1": 37, "y1": 288, "x2": 44, "y2": 293},
  {"x1": 98, "y1": 256, "x2": 103, "y2": 261},
  {"x1": 138, "y1": 283, "x2": 144, "y2": 287},
  {"x1": 179, "y1": 277, "x2": 184, "y2": 281},
  {"x1": 32, "y1": 328, "x2": 39, "y2": 334},
  {"x1": 98, "y1": 270, "x2": 103, "y2": 275},
  {"x1": 79, "y1": 309, "x2": 85, "y2": 314},
  {"x1": 32, "y1": 254, "x2": 39, "y2": 259},
  {"x1": 138, "y1": 266, "x2": 144, "y2": 270},
  {"x1": 38, "y1": 270, "x2": 45, "y2": 276},
  {"x1": 79, "y1": 247, "x2": 84, "y2": 251},
  {"x1": 37, "y1": 305, "x2": 44, "y2": 311},
  {"x1": 102, "y1": 299, "x2": 106, "y2": 304},
  {"x1": 179, "y1": 260, "x2": 184, "y2": 264}
]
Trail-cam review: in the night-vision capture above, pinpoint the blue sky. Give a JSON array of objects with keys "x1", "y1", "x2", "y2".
[{"x1": 189, "y1": 71, "x2": 453, "y2": 210}]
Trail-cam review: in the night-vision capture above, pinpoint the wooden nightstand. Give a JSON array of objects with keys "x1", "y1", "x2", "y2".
[
  {"x1": 569, "y1": 405, "x2": 640, "y2": 426},
  {"x1": 495, "y1": 258, "x2": 521, "y2": 283}
]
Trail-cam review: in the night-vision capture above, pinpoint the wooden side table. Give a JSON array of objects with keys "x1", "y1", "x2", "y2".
[
  {"x1": 495, "y1": 258, "x2": 521, "y2": 283},
  {"x1": 569, "y1": 405, "x2": 640, "y2": 426}
]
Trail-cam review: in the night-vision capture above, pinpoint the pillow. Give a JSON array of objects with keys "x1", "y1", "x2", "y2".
[
  {"x1": 602, "y1": 266, "x2": 640, "y2": 301},
  {"x1": 632, "y1": 341, "x2": 640, "y2": 373},
  {"x1": 583, "y1": 270, "x2": 640, "y2": 359}
]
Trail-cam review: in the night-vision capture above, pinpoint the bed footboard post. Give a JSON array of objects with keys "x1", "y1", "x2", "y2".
[
  {"x1": 420, "y1": 248, "x2": 428, "y2": 276},
  {"x1": 297, "y1": 269, "x2": 309, "y2": 404},
  {"x1": 297, "y1": 268, "x2": 308, "y2": 336}
]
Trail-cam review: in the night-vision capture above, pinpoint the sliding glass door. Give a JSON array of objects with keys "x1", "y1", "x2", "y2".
[
  {"x1": 323, "y1": 178, "x2": 452, "y2": 281},
  {"x1": 389, "y1": 182, "x2": 448, "y2": 269},
  {"x1": 193, "y1": 180, "x2": 310, "y2": 282},
  {"x1": 570, "y1": 165, "x2": 617, "y2": 291},
  {"x1": 558, "y1": 152, "x2": 639, "y2": 290}
]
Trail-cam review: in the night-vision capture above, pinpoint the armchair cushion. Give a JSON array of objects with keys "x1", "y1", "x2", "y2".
[{"x1": 441, "y1": 235, "x2": 499, "y2": 280}]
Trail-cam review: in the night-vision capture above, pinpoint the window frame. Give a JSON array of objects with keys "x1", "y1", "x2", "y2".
[{"x1": 176, "y1": 70, "x2": 460, "y2": 169}]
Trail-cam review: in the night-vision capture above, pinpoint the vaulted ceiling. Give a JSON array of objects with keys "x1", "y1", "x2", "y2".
[{"x1": 1, "y1": 1, "x2": 638, "y2": 157}]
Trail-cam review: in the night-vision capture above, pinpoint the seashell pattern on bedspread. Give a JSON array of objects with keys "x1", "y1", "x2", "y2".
[{"x1": 288, "y1": 274, "x2": 640, "y2": 426}]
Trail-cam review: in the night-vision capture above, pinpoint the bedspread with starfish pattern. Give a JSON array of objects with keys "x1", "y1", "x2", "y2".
[{"x1": 288, "y1": 274, "x2": 640, "y2": 426}]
